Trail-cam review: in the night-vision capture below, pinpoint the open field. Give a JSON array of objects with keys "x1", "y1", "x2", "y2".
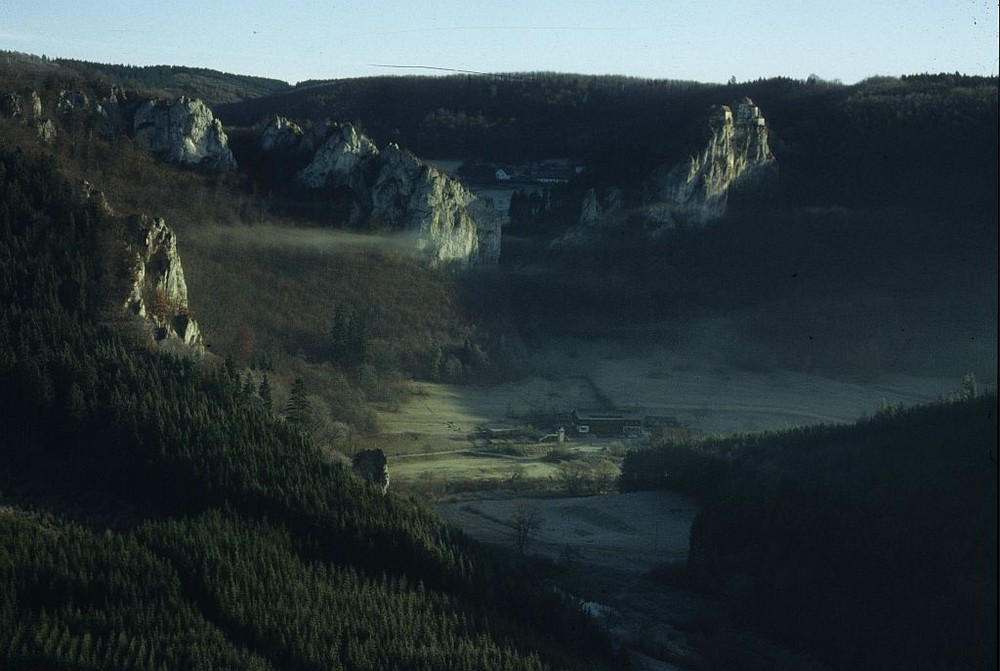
[
  {"x1": 378, "y1": 377, "x2": 602, "y2": 439},
  {"x1": 390, "y1": 451, "x2": 561, "y2": 495},
  {"x1": 382, "y1": 340, "x2": 961, "y2": 443},
  {"x1": 438, "y1": 490, "x2": 696, "y2": 570},
  {"x1": 438, "y1": 491, "x2": 705, "y2": 669},
  {"x1": 531, "y1": 338, "x2": 962, "y2": 434},
  {"x1": 381, "y1": 338, "x2": 962, "y2": 481}
]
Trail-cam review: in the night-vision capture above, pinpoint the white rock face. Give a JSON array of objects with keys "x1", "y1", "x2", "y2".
[
  {"x1": 36, "y1": 119, "x2": 56, "y2": 144},
  {"x1": 649, "y1": 97, "x2": 775, "y2": 227},
  {"x1": 120, "y1": 215, "x2": 204, "y2": 351},
  {"x1": 0, "y1": 88, "x2": 53, "y2": 142},
  {"x1": 259, "y1": 116, "x2": 303, "y2": 153},
  {"x1": 261, "y1": 118, "x2": 499, "y2": 265},
  {"x1": 133, "y1": 97, "x2": 236, "y2": 172},
  {"x1": 297, "y1": 123, "x2": 378, "y2": 189},
  {"x1": 28, "y1": 91, "x2": 43, "y2": 119}
]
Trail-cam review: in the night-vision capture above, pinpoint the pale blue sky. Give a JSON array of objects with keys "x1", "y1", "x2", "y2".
[{"x1": 3, "y1": 1, "x2": 997, "y2": 84}]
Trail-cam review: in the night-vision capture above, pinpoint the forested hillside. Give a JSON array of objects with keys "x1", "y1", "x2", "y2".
[
  {"x1": 2, "y1": 51, "x2": 291, "y2": 105},
  {"x1": 0, "y1": 146, "x2": 622, "y2": 669},
  {"x1": 620, "y1": 394, "x2": 998, "y2": 669}
]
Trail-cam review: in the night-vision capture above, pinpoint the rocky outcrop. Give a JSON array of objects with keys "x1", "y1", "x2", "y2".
[
  {"x1": 647, "y1": 97, "x2": 776, "y2": 227},
  {"x1": 577, "y1": 186, "x2": 624, "y2": 228},
  {"x1": 549, "y1": 187, "x2": 625, "y2": 249},
  {"x1": 260, "y1": 117, "x2": 499, "y2": 266},
  {"x1": 56, "y1": 90, "x2": 93, "y2": 116},
  {"x1": 81, "y1": 179, "x2": 202, "y2": 352},
  {"x1": 3, "y1": 88, "x2": 235, "y2": 165},
  {"x1": 35, "y1": 119, "x2": 57, "y2": 144},
  {"x1": 1, "y1": 91, "x2": 24, "y2": 118},
  {"x1": 133, "y1": 97, "x2": 236, "y2": 172},
  {"x1": 55, "y1": 88, "x2": 122, "y2": 140},
  {"x1": 297, "y1": 123, "x2": 378, "y2": 190},
  {"x1": 579, "y1": 188, "x2": 601, "y2": 227},
  {"x1": 373, "y1": 143, "x2": 500, "y2": 264},
  {"x1": 1, "y1": 88, "x2": 55, "y2": 143},
  {"x1": 259, "y1": 115, "x2": 303, "y2": 153},
  {"x1": 112, "y1": 214, "x2": 204, "y2": 351},
  {"x1": 351, "y1": 448, "x2": 389, "y2": 493}
]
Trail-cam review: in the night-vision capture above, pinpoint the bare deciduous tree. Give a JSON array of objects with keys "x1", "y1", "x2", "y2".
[{"x1": 512, "y1": 503, "x2": 543, "y2": 555}]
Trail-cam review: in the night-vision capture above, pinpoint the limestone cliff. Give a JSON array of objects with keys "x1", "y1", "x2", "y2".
[
  {"x1": 259, "y1": 115, "x2": 304, "y2": 153},
  {"x1": 648, "y1": 97, "x2": 776, "y2": 227},
  {"x1": 55, "y1": 88, "x2": 130, "y2": 140},
  {"x1": 133, "y1": 97, "x2": 236, "y2": 172},
  {"x1": 260, "y1": 117, "x2": 499, "y2": 265},
  {"x1": 297, "y1": 123, "x2": 378, "y2": 191},
  {"x1": 2, "y1": 87, "x2": 235, "y2": 167},
  {"x1": 104, "y1": 213, "x2": 204, "y2": 352},
  {"x1": 372, "y1": 144, "x2": 500, "y2": 265}
]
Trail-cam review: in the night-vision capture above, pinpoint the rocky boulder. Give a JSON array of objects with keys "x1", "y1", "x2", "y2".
[
  {"x1": 351, "y1": 448, "x2": 390, "y2": 493},
  {"x1": 133, "y1": 97, "x2": 236, "y2": 172}
]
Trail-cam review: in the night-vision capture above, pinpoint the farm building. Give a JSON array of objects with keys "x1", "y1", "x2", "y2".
[{"x1": 571, "y1": 410, "x2": 643, "y2": 437}]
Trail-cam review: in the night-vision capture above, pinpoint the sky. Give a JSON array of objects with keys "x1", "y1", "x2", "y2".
[{"x1": 2, "y1": 0, "x2": 998, "y2": 84}]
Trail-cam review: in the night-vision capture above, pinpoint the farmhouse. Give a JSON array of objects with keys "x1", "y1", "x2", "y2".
[{"x1": 571, "y1": 410, "x2": 643, "y2": 437}]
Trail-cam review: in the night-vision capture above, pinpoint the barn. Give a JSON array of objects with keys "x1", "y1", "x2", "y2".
[{"x1": 571, "y1": 410, "x2": 643, "y2": 437}]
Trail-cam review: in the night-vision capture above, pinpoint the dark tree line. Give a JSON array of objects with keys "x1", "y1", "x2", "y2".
[
  {"x1": 330, "y1": 303, "x2": 371, "y2": 370},
  {"x1": 620, "y1": 395, "x2": 998, "y2": 670},
  {"x1": 217, "y1": 72, "x2": 997, "y2": 214}
]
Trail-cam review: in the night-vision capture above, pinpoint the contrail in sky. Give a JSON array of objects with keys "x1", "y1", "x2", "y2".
[
  {"x1": 374, "y1": 25, "x2": 641, "y2": 36},
  {"x1": 369, "y1": 64, "x2": 498, "y2": 75}
]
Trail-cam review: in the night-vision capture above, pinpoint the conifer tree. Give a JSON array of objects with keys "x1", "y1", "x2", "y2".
[
  {"x1": 284, "y1": 378, "x2": 311, "y2": 430},
  {"x1": 258, "y1": 374, "x2": 272, "y2": 410}
]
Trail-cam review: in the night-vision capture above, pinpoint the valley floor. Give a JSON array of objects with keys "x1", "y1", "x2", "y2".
[
  {"x1": 381, "y1": 342, "x2": 968, "y2": 667},
  {"x1": 380, "y1": 340, "x2": 960, "y2": 465},
  {"x1": 437, "y1": 491, "x2": 703, "y2": 670}
]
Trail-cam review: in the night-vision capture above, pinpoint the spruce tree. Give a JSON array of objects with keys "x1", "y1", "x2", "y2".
[
  {"x1": 258, "y1": 374, "x2": 272, "y2": 410},
  {"x1": 284, "y1": 378, "x2": 311, "y2": 430}
]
